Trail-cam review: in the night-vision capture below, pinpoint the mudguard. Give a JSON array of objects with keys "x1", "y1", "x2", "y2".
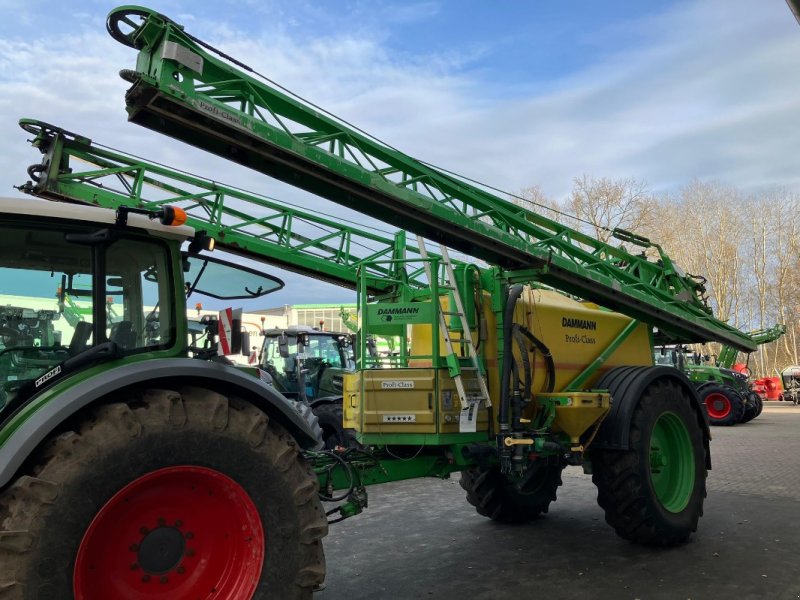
[
  {"x1": 591, "y1": 365, "x2": 711, "y2": 468},
  {"x1": 0, "y1": 358, "x2": 323, "y2": 488},
  {"x1": 308, "y1": 395, "x2": 343, "y2": 409}
]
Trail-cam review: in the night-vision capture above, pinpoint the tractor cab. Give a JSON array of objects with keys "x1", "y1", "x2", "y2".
[
  {"x1": 0, "y1": 197, "x2": 283, "y2": 413},
  {"x1": 260, "y1": 327, "x2": 354, "y2": 402},
  {"x1": 780, "y1": 366, "x2": 800, "y2": 404},
  {"x1": 653, "y1": 345, "x2": 702, "y2": 371},
  {"x1": 0, "y1": 198, "x2": 188, "y2": 412}
]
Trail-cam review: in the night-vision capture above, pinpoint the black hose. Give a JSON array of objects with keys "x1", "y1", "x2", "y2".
[
  {"x1": 315, "y1": 450, "x2": 355, "y2": 503},
  {"x1": 471, "y1": 266, "x2": 483, "y2": 352},
  {"x1": 499, "y1": 285, "x2": 524, "y2": 434},
  {"x1": 516, "y1": 325, "x2": 556, "y2": 393},
  {"x1": 511, "y1": 355, "x2": 520, "y2": 396},
  {"x1": 512, "y1": 326, "x2": 532, "y2": 399}
]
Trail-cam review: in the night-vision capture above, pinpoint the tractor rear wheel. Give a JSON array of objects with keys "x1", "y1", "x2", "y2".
[
  {"x1": 460, "y1": 459, "x2": 564, "y2": 523},
  {"x1": 699, "y1": 384, "x2": 745, "y2": 426},
  {"x1": 591, "y1": 378, "x2": 707, "y2": 546},
  {"x1": 0, "y1": 387, "x2": 327, "y2": 599}
]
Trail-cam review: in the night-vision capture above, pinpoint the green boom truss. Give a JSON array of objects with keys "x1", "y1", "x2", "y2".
[
  {"x1": 716, "y1": 324, "x2": 786, "y2": 369},
  {"x1": 64, "y1": 5, "x2": 757, "y2": 350},
  {"x1": 19, "y1": 119, "x2": 440, "y2": 295}
]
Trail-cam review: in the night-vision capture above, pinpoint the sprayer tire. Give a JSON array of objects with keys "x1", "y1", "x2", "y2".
[
  {"x1": 591, "y1": 378, "x2": 707, "y2": 546},
  {"x1": 459, "y1": 460, "x2": 564, "y2": 524}
]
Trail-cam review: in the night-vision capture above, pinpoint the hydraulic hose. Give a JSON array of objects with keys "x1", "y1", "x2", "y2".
[
  {"x1": 499, "y1": 285, "x2": 524, "y2": 438},
  {"x1": 515, "y1": 325, "x2": 555, "y2": 393},
  {"x1": 511, "y1": 355, "x2": 521, "y2": 428},
  {"x1": 512, "y1": 326, "x2": 532, "y2": 399}
]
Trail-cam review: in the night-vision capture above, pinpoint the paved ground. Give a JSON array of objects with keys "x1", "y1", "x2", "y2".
[{"x1": 317, "y1": 404, "x2": 800, "y2": 600}]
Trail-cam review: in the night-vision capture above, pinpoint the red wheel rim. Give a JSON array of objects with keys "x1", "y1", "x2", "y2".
[
  {"x1": 74, "y1": 466, "x2": 264, "y2": 599},
  {"x1": 705, "y1": 392, "x2": 731, "y2": 419}
]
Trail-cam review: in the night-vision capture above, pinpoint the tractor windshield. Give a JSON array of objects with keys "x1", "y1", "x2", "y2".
[
  {"x1": 0, "y1": 219, "x2": 175, "y2": 410},
  {"x1": 182, "y1": 253, "x2": 284, "y2": 300}
]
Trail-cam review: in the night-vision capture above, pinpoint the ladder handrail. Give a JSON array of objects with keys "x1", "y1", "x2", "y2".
[{"x1": 416, "y1": 237, "x2": 491, "y2": 411}]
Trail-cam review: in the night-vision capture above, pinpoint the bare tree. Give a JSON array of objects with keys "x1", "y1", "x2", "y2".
[
  {"x1": 512, "y1": 185, "x2": 568, "y2": 225},
  {"x1": 568, "y1": 175, "x2": 655, "y2": 243},
  {"x1": 517, "y1": 176, "x2": 800, "y2": 377}
]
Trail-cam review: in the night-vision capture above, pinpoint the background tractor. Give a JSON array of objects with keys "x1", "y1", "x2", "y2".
[
  {"x1": 779, "y1": 366, "x2": 800, "y2": 404},
  {"x1": 259, "y1": 326, "x2": 355, "y2": 448},
  {"x1": 654, "y1": 324, "x2": 784, "y2": 425}
]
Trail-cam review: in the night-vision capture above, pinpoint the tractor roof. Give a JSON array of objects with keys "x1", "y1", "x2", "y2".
[{"x1": 0, "y1": 196, "x2": 194, "y2": 240}]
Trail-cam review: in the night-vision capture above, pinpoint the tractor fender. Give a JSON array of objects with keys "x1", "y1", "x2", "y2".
[
  {"x1": 308, "y1": 395, "x2": 343, "y2": 410},
  {"x1": 592, "y1": 366, "x2": 711, "y2": 468},
  {"x1": 0, "y1": 358, "x2": 323, "y2": 489}
]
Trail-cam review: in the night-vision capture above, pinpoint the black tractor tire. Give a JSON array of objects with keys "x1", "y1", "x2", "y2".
[
  {"x1": 754, "y1": 395, "x2": 764, "y2": 417},
  {"x1": 740, "y1": 392, "x2": 762, "y2": 424},
  {"x1": 459, "y1": 459, "x2": 564, "y2": 523},
  {"x1": 698, "y1": 383, "x2": 745, "y2": 426},
  {"x1": 312, "y1": 401, "x2": 356, "y2": 450},
  {"x1": 0, "y1": 387, "x2": 327, "y2": 600},
  {"x1": 591, "y1": 378, "x2": 707, "y2": 546}
]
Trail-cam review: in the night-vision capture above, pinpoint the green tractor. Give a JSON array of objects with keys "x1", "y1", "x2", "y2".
[
  {"x1": 259, "y1": 326, "x2": 356, "y2": 448},
  {"x1": 0, "y1": 197, "x2": 327, "y2": 598},
  {"x1": 654, "y1": 324, "x2": 785, "y2": 426},
  {"x1": 655, "y1": 346, "x2": 750, "y2": 426}
]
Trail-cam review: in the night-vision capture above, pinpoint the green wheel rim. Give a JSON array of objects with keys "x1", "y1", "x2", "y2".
[{"x1": 649, "y1": 412, "x2": 695, "y2": 513}]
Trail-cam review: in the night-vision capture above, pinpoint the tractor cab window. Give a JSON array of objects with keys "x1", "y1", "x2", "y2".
[
  {"x1": 304, "y1": 334, "x2": 348, "y2": 369},
  {"x1": 182, "y1": 254, "x2": 283, "y2": 300},
  {"x1": 260, "y1": 331, "x2": 351, "y2": 400},
  {"x1": 0, "y1": 221, "x2": 175, "y2": 409},
  {"x1": 262, "y1": 334, "x2": 300, "y2": 389}
]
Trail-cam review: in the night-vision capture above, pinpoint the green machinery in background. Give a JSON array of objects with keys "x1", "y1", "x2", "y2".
[
  {"x1": 0, "y1": 5, "x2": 757, "y2": 599},
  {"x1": 655, "y1": 324, "x2": 786, "y2": 426}
]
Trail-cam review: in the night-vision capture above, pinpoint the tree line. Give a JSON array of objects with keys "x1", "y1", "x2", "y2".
[{"x1": 517, "y1": 177, "x2": 800, "y2": 378}]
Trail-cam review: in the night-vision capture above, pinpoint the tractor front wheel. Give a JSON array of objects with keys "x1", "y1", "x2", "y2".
[
  {"x1": 0, "y1": 387, "x2": 327, "y2": 599},
  {"x1": 740, "y1": 392, "x2": 762, "y2": 424},
  {"x1": 700, "y1": 384, "x2": 745, "y2": 426},
  {"x1": 754, "y1": 395, "x2": 764, "y2": 417},
  {"x1": 460, "y1": 459, "x2": 564, "y2": 523},
  {"x1": 312, "y1": 401, "x2": 356, "y2": 450},
  {"x1": 591, "y1": 379, "x2": 707, "y2": 546}
]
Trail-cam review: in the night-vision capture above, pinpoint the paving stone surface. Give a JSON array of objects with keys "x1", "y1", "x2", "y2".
[{"x1": 317, "y1": 404, "x2": 800, "y2": 600}]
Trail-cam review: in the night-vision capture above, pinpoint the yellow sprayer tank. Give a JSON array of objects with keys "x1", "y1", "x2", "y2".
[
  {"x1": 343, "y1": 286, "x2": 652, "y2": 441},
  {"x1": 411, "y1": 286, "x2": 652, "y2": 399}
]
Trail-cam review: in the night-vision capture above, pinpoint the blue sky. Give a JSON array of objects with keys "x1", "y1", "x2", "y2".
[{"x1": 1, "y1": 1, "x2": 799, "y2": 307}]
